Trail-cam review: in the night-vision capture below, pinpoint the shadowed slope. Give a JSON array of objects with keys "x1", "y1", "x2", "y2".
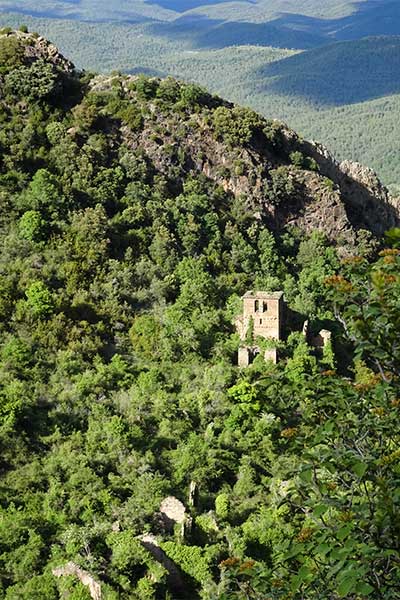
[{"x1": 256, "y1": 36, "x2": 400, "y2": 106}]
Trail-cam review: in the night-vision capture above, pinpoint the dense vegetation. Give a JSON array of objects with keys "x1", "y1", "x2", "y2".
[
  {"x1": 1, "y1": 11, "x2": 400, "y2": 192},
  {"x1": 0, "y1": 32, "x2": 399, "y2": 600}
]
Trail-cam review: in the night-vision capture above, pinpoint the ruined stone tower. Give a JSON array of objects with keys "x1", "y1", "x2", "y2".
[{"x1": 236, "y1": 291, "x2": 284, "y2": 366}]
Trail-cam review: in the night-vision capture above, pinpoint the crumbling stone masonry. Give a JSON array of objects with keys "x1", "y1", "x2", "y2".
[{"x1": 236, "y1": 291, "x2": 284, "y2": 366}]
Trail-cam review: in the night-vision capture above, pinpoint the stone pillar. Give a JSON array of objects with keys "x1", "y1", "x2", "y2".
[{"x1": 238, "y1": 347, "x2": 250, "y2": 367}]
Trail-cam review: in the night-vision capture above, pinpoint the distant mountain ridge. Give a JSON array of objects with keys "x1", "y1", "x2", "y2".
[{"x1": 2, "y1": 0, "x2": 400, "y2": 44}]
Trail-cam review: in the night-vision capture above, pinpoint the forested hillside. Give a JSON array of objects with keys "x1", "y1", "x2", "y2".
[
  {"x1": 0, "y1": 30, "x2": 400, "y2": 600},
  {"x1": 1, "y1": 9, "x2": 400, "y2": 192}
]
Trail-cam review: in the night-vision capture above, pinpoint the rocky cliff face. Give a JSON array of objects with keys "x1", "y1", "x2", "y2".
[
  {"x1": 301, "y1": 139, "x2": 399, "y2": 237},
  {"x1": 102, "y1": 68, "x2": 399, "y2": 248}
]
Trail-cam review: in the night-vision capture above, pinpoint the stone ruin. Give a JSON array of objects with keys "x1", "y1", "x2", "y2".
[
  {"x1": 311, "y1": 328, "x2": 332, "y2": 349},
  {"x1": 138, "y1": 533, "x2": 185, "y2": 593},
  {"x1": 303, "y1": 319, "x2": 332, "y2": 351},
  {"x1": 236, "y1": 291, "x2": 333, "y2": 366},
  {"x1": 236, "y1": 291, "x2": 284, "y2": 366},
  {"x1": 52, "y1": 562, "x2": 102, "y2": 600},
  {"x1": 159, "y1": 496, "x2": 187, "y2": 533}
]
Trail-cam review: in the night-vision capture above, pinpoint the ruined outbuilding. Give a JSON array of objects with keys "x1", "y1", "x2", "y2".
[
  {"x1": 159, "y1": 496, "x2": 186, "y2": 533},
  {"x1": 311, "y1": 328, "x2": 332, "y2": 350},
  {"x1": 53, "y1": 562, "x2": 102, "y2": 600},
  {"x1": 236, "y1": 291, "x2": 284, "y2": 366}
]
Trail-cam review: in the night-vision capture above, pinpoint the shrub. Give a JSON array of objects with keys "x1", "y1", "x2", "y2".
[
  {"x1": 289, "y1": 150, "x2": 305, "y2": 168},
  {"x1": 180, "y1": 83, "x2": 207, "y2": 108},
  {"x1": 131, "y1": 74, "x2": 159, "y2": 100},
  {"x1": 290, "y1": 150, "x2": 319, "y2": 171},
  {"x1": 0, "y1": 35, "x2": 25, "y2": 74},
  {"x1": 160, "y1": 542, "x2": 213, "y2": 584},
  {"x1": 19, "y1": 210, "x2": 47, "y2": 242},
  {"x1": 306, "y1": 156, "x2": 319, "y2": 171},
  {"x1": 21, "y1": 169, "x2": 62, "y2": 218},
  {"x1": 6, "y1": 59, "x2": 59, "y2": 101},
  {"x1": 264, "y1": 167, "x2": 295, "y2": 206},
  {"x1": 25, "y1": 281, "x2": 54, "y2": 317},
  {"x1": 263, "y1": 119, "x2": 285, "y2": 150},
  {"x1": 117, "y1": 102, "x2": 143, "y2": 130},
  {"x1": 215, "y1": 493, "x2": 230, "y2": 519},
  {"x1": 156, "y1": 77, "x2": 180, "y2": 103},
  {"x1": 212, "y1": 106, "x2": 264, "y2": 148},
  {"x1": 233, "y1": 160, "x2": 246, "y2": 176},
  {"x1": 46, "y1": 121, "x2": 67, "y2": 145}
]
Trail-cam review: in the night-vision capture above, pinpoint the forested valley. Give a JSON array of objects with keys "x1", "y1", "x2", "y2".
[{"x1": 0, "y1": 29, "x2": 399, "y2": 600}]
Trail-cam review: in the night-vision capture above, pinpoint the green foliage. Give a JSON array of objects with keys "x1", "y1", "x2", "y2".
[
  {"x1": 264, "y1": 167, "x2": 295, "y2": 206},
  {"x1": 131, "y1": 74, "x2": 159, "y2": 100},
  {"x1": 215, "y1": 493, "x2": 230, "y2": 519},
  {"x1": 289, "y1": 151, "x2": 318, "y2": 171},
  {"x1": 0, "y1": 32, "x2": 398, "y2": 600},
  {"x1": 225, "y1": 380, "x2": 261, "y2": 428},
  {"x1": 0, "y1": 379, "x2": 30, "y2": 431},
  {"x1": 212, "y1": 106, "x2": 265, "y2": 148},
  {"x1": 244, "y1": 316, "x2": 254, "y2": 345},
  {"x1": 160, "y1": 542, "x2": 216, "y2": 584},
  {"x1": 25, "y1": 281, "x2": 54, "y2": 317},
  {"x1": 156, "y1": 76, "x2": 180, "y2": 103},
  {"x1": 1, "y1": 337, "x2": 32, "y2": 372},
  {"x1": 117, "y1": 102, "x2": 143, "y2": 130},
  {"x1": 18, "y1": 210, "x2": 47, "y2": 242},
  {"x1": 129, "y1": 314, "x2": 162, "y2": 361},
  {"x1": 284, "y1": 335, "x2": 317, "y2": 382},
  {"x1": 0, "y1": 34, "x2": 24, "y2": 74},
  {"x1": 385, "y1": 227, "x2": 400, "y2": 247},
  {"x1": 1, "y1": 10, "x2": 400, "y2": 190},
  {"x1": 179, "y1": 82, "x2": 208, "y2": 108},
  {"x1": 21, "y1": 169, "x2": 63, "y2": 219},
  {"x1": 327, "y1": 249, "x2": 400, "y2": 374},
  {"x1": 289, "y1": 151, "x2": 304, "y2": 168},
  {"x1": 6, "y1": 59, "x2": 59, "y2": 101},
  {"x1": 46, "y1": 121, "x2": 67, "y2": 145}
]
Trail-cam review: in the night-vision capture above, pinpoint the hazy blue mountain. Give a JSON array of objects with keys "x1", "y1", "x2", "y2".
[
  {"x1": 1, "y1": 0, "x2": 400, "y2": 44},
  {"x1": 147, "y1": 15, "x2": 326, "y2": 49},
  {"x1": 256, "y1": 36, "x2": 400, "y2": 106}
]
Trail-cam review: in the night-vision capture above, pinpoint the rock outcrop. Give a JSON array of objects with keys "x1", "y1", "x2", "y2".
[
  {"x1": 301, "y1": 139, "x2": 399, "y2": 236},
  {"x1": 103, "y1": 71, "x2": 399, "y2": 248},
  {"x1": 1, "y1": 30, "x2": 75, "y2": 73},
  {"x1": 159, "y1": 496, "x2": 186, "y2": 531}
]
